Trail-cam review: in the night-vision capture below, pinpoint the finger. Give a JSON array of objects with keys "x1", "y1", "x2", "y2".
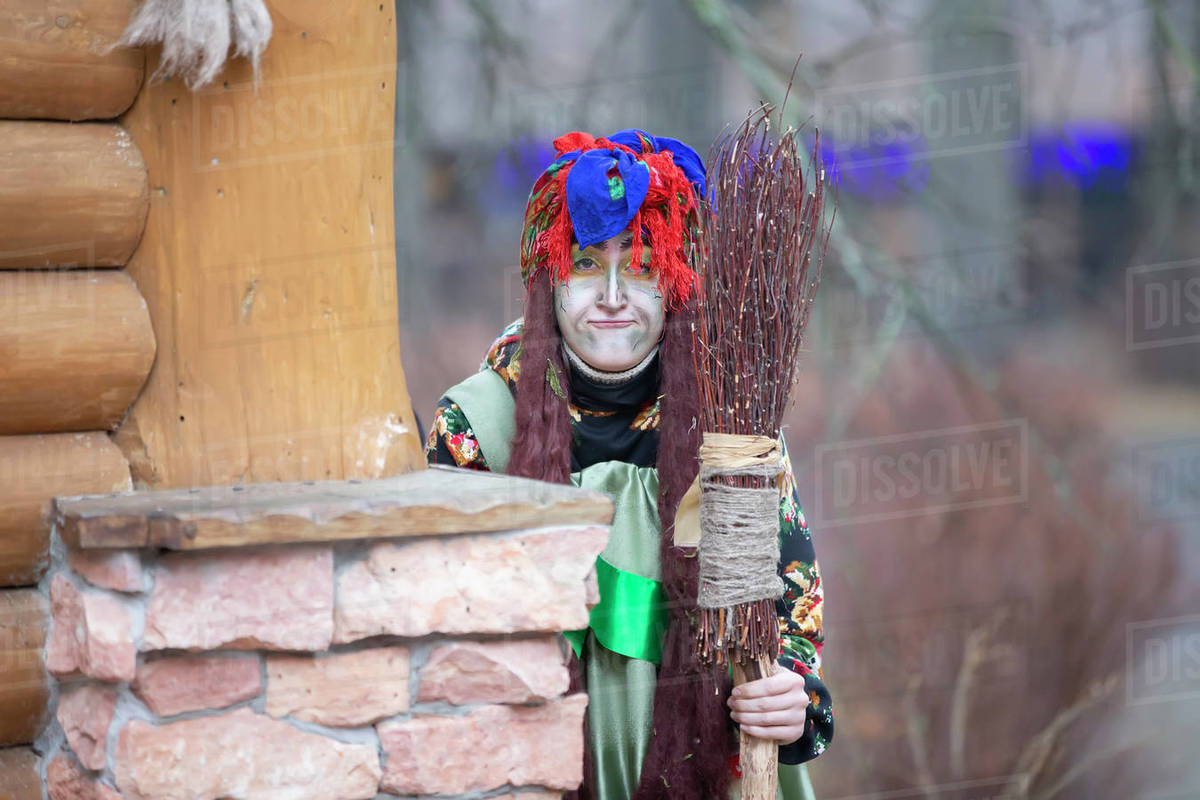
[
  {"x1": 735, "y1": 723, "x2": 806, "y2": 744},
  {"x1": 728, "y1": 692, "x2": 795, "y2": 713},
  {"x1": 730, "y1": 709, "x2": 805, "y2": 727},
  {"x1": 733, "y1": 669, "x2": 802, "y2": 699}
]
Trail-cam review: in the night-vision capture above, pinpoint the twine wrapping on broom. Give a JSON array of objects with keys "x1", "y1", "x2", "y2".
[
  {"x1": 696, "y1": 432, "x2": 786, "y2": 666},
  {"x1": 697, "y1": 432, "x2": 785, "y2": 610}
]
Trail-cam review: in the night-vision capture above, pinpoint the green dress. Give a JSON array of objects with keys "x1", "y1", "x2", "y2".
[{"x1": 438, "y1": 365, "x2": 821, "y2": 800}]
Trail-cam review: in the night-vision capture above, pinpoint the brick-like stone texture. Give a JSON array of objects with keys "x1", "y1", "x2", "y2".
[
  {"x1": 334, "y1": 527, "x2": 607, "y2": 643},
  {"x1": 47, "y1": 753, "x2": 122, "y2": 800},
  {"x1": 377, "y1": 694, "x2": 588, "y2": 795},
  {"x1": 418, "y1": 637, "x2": 569, "y2": 705},
  {"x1": 266, "y1": 646, "x2": 408, "y2": 726},
  {"x1": 66, "y1": 547, "x2": 145, "y2": 593},
  {"x1": 56, "y1": 683, "x2": 118, "y2": 770},
  {"x1": 133, "y1": 653, "x2": 262, "y2": 716},
  {"x1": 113, "y1": 707, "x2": 381, "y2": 800},
  {"x1": 142, "y1": 545, "x2": 333, "y2": 652},
  {"x1": 45, "y1": 574, "x2": 136, "y2": 681}
]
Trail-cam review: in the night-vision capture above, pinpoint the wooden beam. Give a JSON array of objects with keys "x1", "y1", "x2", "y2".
[
  {"x1": 0, "y1": 747, "x2": 40, "y2": 800},
  {"x1": 0, "y1": 271, "x2": 156, "y2": 436},
  {"x1": 0, "y1": 433, "x2": 133, "y2": 587},
  {"x1": 0, "y1": 590, "x2": 49, "y2": 747},
  {"x1": 55, "y1": 466, "x2": 614, "y2": 551},
  {"x1": 0, "y1": 121, "x2": 149, "y2": 268},
  {"x1": 113, "y1": 0, "x2": 426, "y2": 489},
  {"x1": 0, "y1": 0, "x2": 142, "y2": 121}
]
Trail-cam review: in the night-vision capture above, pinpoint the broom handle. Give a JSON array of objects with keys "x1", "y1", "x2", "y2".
[{"x1": 730, "y1": 654, "x2": 779, "y2": 800}]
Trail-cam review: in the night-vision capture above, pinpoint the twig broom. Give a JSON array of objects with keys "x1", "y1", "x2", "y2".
[{"x1": 692, "y1": 105, "x2": 831, "y2": 799}]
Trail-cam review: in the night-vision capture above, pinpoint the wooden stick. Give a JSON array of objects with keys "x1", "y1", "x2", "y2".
[{"x1": 730, "y1": 653, "x2": 779, "y2": 800}]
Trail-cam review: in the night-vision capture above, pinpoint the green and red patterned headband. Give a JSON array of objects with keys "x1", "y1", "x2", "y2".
[{"x1": 519, "y1": 129, "x2": 707, "y2": 309}]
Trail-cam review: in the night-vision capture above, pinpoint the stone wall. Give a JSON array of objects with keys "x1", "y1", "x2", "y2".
[{"x1": 37, "y1": 468, "x2": 612, "y2": 799}]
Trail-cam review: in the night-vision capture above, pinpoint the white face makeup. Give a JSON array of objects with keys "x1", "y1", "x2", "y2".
[{"x1": 554, "y1": 233, "x2": 665, "y2": 373}]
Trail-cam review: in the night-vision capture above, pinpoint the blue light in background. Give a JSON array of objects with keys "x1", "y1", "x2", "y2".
[
  {"x1": 808, "y1": 133, "x2": 931, "y2": 202},
  {"x1": 486, "y1": 124, "x2": 1134, "y2": 208},
  {"x1": 1017, "y1": 121, "x2": 1133, "y2": 191},
  {"x1": 808, "y1": 121, "x2": 1133, "y2": 200},
  {"x1": 483, "y1": 137, "x2": 559, "y2": 213}
]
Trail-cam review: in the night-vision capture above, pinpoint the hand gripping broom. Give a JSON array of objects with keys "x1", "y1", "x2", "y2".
[{"x1": 692, "y1": 106, "x2": 831, "y2": 799}]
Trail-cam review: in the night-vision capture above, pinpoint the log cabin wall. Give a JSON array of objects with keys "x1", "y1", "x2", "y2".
[
  {"x1": 0, "y1": 0, "x2": 425, "y2": 789},
  {"x1": 0, "y1": 1, "x2": 150, "y2": 781}
]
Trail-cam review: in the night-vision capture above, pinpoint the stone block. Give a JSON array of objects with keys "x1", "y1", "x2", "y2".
[
  {"x1": 377, "y1": 694, "x2": 587, "y2": 795},
  {"x1": 266, "y1": 646, "x2": 408, "y2": 726},
  {"x1": 335, "y1": 527, "x2": 607, "y2": 643}
]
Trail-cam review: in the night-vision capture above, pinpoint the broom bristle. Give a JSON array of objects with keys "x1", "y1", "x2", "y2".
[
  {"x1": 695, "y1": 105, "x2": 830, "y2": 435},
  {"x1": 693, "y1": 105, "x2": 832, "y2": 666}
]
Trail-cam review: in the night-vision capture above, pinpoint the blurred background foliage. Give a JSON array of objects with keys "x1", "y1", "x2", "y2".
[{"x1": 392, "y1": 1, "x2": 1200, "y2": 797}]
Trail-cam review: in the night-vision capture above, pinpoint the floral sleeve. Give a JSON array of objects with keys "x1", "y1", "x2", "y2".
[
  {"x1": 774, "y1": 440, "x2": 834, "y2": 764},
  {"x1": 424, "y1": 399, "x2": 490, "y2": 471}
]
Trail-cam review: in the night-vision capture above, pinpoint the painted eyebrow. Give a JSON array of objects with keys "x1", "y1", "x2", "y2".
[{"x1": 574, "y1": 237, "x2": 633, "y2": 255}]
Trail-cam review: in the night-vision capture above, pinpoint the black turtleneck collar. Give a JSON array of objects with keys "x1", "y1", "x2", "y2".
[
  {"x1": 566, "y1": 352, "x2": 660, "y2": 412},
  {"x1": 560, "y1": 349, "x2": 660, "y2": 470}
]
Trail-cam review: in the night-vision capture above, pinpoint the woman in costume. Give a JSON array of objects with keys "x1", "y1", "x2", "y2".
[{"x1": 426, "y1": 129, "x2": 833, "y2": 800}]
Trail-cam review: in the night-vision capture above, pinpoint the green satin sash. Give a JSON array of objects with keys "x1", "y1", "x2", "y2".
[
  {"x1": 562, "y1": 558, "x2": 666, "y2": 663},
  {"x1": 566, "y1": 461, "x2": 668, "y2": 664}
]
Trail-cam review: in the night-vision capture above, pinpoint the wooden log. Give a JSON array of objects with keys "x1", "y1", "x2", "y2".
[
  {"x1": 56, "y1": 465, "x2": 614, "y2": 551},
  {"x1": 0, "y1": 122, "x2": 149, "y2": 268},
  {"x1": 114, "y1": 0, "x2": 426, "y2": 489},
  {"x1": 0, "y1": 747, "x2": 40, "y2": 800},
  {"x1": 0, "y1": 0, "x2": 142, "y2": 121},
  {"x1": 0, "y1": 590, "x2": 50, "y2": 747},
  {"x1": 0, "y1": 270, "x2": 156, "y2": 435},
  {"x1": 0, "y1": 433, "x2": 133, "y2": 587}
]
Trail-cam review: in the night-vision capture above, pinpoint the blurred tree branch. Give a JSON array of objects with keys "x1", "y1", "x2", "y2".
[{"x1": 680, "y1": 0, "x2": 1155, "y2": 531}]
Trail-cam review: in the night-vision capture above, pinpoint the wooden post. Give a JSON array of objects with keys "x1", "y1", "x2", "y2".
[{"x1": 115, "y1": 0, "x2": 425, "y2": 488}]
